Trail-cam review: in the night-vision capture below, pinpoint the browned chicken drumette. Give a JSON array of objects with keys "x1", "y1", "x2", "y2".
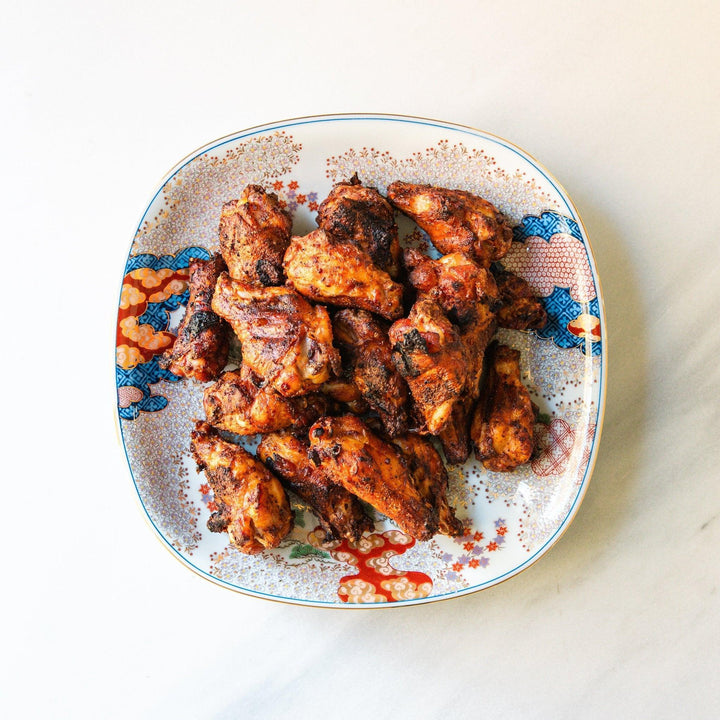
[
  {"x1": 218, "y1": 185, "x2": 292, "y2": 287},
  {"x1": 283, "y1": 229, "x2": 404, "y2": 320},
  {"x1": 387, "y1": 181, "x2": 513, "y2": 267},
  {"x1": 211, "y1": 272, "x2": 341, "y2": 397},
  {"x1": 308, "y1": 415, "x2": 439, "y2": 540},
  {"x1": 331, "y1": 308, "x2": 409, "y2": 437},
  {"x1": 404, "y1": 249, "x2": 500, "y2": 463},
  {"x1": 390, "y1": 433, "x2": 464, "y2": 537},
  {"x1": 190, "y1": 421, "x2": 293, "y2": 554},
  {"x1": 388, "y1": 299, "x2": 467, "y2": 436},
  {"x1": 316, "y1": 174, "x2": 401, "y2": 278},
  {"x1": 159, "y1": 253, "x2": 230, "y2": 382},
  {"x1": 471, "y1": 343, "x2": 537, "y2": 471},
  {"x1": 257, "y1": 431, "x2": 374, "y2": 543},
  {"x1": 203, "y1": 364, "x2": 326, "y2": 435},
  {"x1": 493, "y1": 269, "x2": 548, "y2": 330}
]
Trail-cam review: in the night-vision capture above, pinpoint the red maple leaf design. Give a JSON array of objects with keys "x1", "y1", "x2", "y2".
[{"x1": 487, "y1": 541, "x2": 499, "y2": 552}]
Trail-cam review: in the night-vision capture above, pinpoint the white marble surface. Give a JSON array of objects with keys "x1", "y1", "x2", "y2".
[{"x1": 2, "y1": 1, "x2": 718, "y2": 718}]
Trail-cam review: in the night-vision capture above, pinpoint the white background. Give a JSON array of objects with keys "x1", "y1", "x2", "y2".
[{"x1": 2, "y1": 1, "x2": 719, "y2": 718}]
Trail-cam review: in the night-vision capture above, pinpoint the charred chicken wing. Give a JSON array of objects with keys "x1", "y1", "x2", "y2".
[
  {"x1": 257, "y1": 431, "x2": 373, "y2": 543},
  {"x1": 332, "y1": 308, "x2": 409, "y2": 437},
  {"x1": 211, "y1": 272, "x2": 341, "y2": 396},
  {"x1": 203, "y1": 364, "x2": 326, "y2": 435},
  {"x1": 390, "y1": 433, "x2": 464, "y2": 537},
  {"x1": 283, "y1": 229, "x2": 404, "y2": 320},
  {"x1": 309, "y1": 415, "x2": 439, "y2": 540},
  {"x1": 159, "y1": 253, "x2": 229, "y2": 382},
  {"x1": 387, "y1": 181, "x2": 512, "y2": 267},
  {"x1": 316, "y1": 174, "x2": 401, "y2": 277},
  {"x1": 471, "y1": 343, "x2": 536, "y2": 471},
  {"x1": 388, "y1": 299, "x2": 467, "y2": 435},
  {"x1": 493, "y1": 269, "x2": 548, "y2": 331},
  {"x1": 218, "y1": 185, "x2": 292, "y2": 286},
  {"x1": 190, "y1": 421, "x2": 293, "y2": 553}
]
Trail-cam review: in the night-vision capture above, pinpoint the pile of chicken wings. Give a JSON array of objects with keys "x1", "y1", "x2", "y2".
[{"x1": 161, "y1": 176, "x2": 547, "y2": 554}]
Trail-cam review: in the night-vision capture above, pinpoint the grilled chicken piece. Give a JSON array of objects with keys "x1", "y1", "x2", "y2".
[
  {"x1": 309, "y1": 415, "x2": 439, "y2": 540},
  {"x1": 390, "y1": 433, "x2": 464, "y2": 537},
  {"x1": 159, "y1": 253, "x2": 229, "y2": 382},
  {"x1": 316, "y1": 174, "x2": 401, "y2": 277},
  {"x1": 203, "y1": 365, "x2": 326, "y2": 435},
  {"x1": 493, "y1": 269, "x2": 547, "y2": 330},
  {"x1": 387, "y1": 181, "x2": 512, "y2": 267},
  {"x1": 190, "y1": 421, "x2": 293, "y2": 553},
  {"x1": 332, "y1": 309, "x2": 409, "y2": 437},
  {"x1": 388, "y1": 299, "x2": 467, "y2": 435},
  {"x1": 211, "y1": 272, "x2": 340, "y2": 397},
  {"x1": 218, "y1": 185, "x2": 292, "y2": 286},
  {"x1": 404, "y1": 249, "x2": 500, "y2": 462},
  {"x1": 319, "y1": 376, "x2": 370, "y2": 416},
  {"x1": 257, "y1": 431, "x2": 373, "y2": 543},
  {"x1": 471, "y1": 343, "x2": 536, "y2": 471},
  {"x1": 283, "y1": 229, "x2": 404, "y2": 320}
]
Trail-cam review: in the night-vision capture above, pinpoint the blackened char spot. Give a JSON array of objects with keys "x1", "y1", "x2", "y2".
[
  {"x1": 185, "y1": 310, "x2": 221, "y2": 338},
  {"x1": 256, "y1": 258, "x2": 282, "y2": 286}
]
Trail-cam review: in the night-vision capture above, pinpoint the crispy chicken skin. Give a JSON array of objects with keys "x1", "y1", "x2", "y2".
[
  {"x1": 319, "y1": 376, "x2": 370, "y2": 416},
  {"x1": 257, "y1": 431, "x2": 373, "y2": 543},
  {"x1": 159, "y1": 253, "x2": 230, "y2": 382},
  {"x1": 219, "y1": 185, "x2": 292, "y2": 286},
  {"x1": 316, "y1": 175, "x2": 401, "y2": 277},
  {"x1": 390, "y1": 433, "x2": 464, "y2": 537},
  {"x1": 404, "y1": 249, "x2": 500, "y2": 463},
  {"x1": 388, "y1": 299, "x2": 467, "y2": 435},
  {"x1": 493, "y1": 269, "x2": 548, "y2": 330},
  {"x1": 190, "y1": 421, "x2": 293, "y2": 553},
  {"x1": 308, "y1": 415, "x2": 439, "y2": 540},
  {"x1": 471, "y1": 343, "x2": 536, "y2": 471},
  {"x1": 332, "y1": 308, "x2": 409, "y2": 437},
  {"x1": 283, "y1": 229, "x2": 404, "y2": 320},
  {"x1": 203, "y1": 365, "x2": 326, "y2": 435},
  {"x1": 387, "y1": 181, "x2": 512, "y2": 267},
  {"x1": 211, "y1": 272, "x2": 341, "y2": 396}
]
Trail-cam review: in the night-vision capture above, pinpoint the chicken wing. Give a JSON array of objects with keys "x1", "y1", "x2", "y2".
[
  {"x1": 390, "y1": 433, "x2": 464, "y2": 537},
  {"x1": 257, "y1": 431, "x2": 373, "y2": 543},
  {"x1": 190, "y1": 421, "x2": 293, "y2": 553},
  {"x1": 319, "y1": 376, "x2": 370, "y2": 416},
  {"x1": 211, "y1": 272, "x2": 341, "y2": 396},
  {"x1": 388, "y1": 299, "x2": 467, "y2": 435},
  {"x1": 331, "y1": 308, "x2": 409, "y2": 437},
  {"x1": 203, "y1": 364, "x2": 326, "y2": 435},
  {"x1": 404, "y1": 249, "x2": 499, "y2": 463},
  {"x1": 309, "y1": 415, "x2": 439, "y2": 540},
  {"x1": 283, "y1": 229, "x2": 404, "y2": 320},
  {"x1": 387, "y1": 181, "x2": 512, "y2": 267},
  {"x1": 218, "y1": 184, "x2": 292, "y2": 286},
  {"x1": 471, "y1": 343, "x2": 536, "y2": 471},
  {"x1": 493, "y1": 269, "x2": 548, "y2": 330},
  {"x1": 159, "y1": 253, "x2": 229, "y2": 382},
  {"x1": 316, "y1": 174, "x2": 401, "y2": 277}
]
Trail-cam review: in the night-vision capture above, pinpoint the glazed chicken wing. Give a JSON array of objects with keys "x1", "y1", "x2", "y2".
[
  {"x1": 316, "y1": 174, "x2": 401, "y2": 277},
  {"x1": 471, "y1": 343, "x2": 536, "y2": 471},
  {"x1": 219, "y1": 184, "x2": 292, "y2": 286},
  {"x1": 283, "y1": 229, "x2": 404, "y2": 320},
  {"x1": 309, "y1": 415, "x2": 439, "y2": 540},
  {"x1": 332, "y1": 308, "x2": 409, "y2": 437},
  {"x1": 493, "y1": 269, "x2": 548, "y2": 330},
  {"x1": 190, "y1": 421, "x2": 293, "y2": 553},
  {"x1": 387, "y1": 181, "x2": 512, "y2": 267},
  {"x1": 203, "y1": 364, "x2": 326, "y2": 435},
  {"x1": 211, "y1": 272, "x2": 341, "y2": 396},
  {"x1": 257, "y1": 431, "x2": 373, "y2": 543},
  {"x1": 159, "y1": 253, "x2": 229, "y2": 382},
  {"x1": 388, "y1": 299, "x2": 467, "y2": 435},
  {"x1": 390, "y1": 433, "x2": 464, "y2": 537}
]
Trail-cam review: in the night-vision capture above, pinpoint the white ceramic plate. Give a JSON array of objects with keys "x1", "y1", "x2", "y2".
[{"x1": 116, "y1": 113, "x2": 606, "y2": 607}]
